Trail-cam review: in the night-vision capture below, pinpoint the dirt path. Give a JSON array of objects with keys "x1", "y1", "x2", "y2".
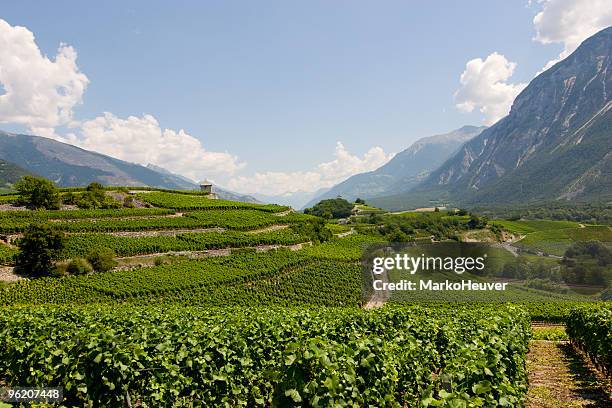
[
  {"x1": 274, "y1": 210, "x2": 294, "y2": 217},
  {"x1": 246, "y1": 224, "x2": 289, "y2": 234},
  {"x1": 363, "y1": 268, "x2": 390, "y2": 309},
  {"x1": 335, "y1": 228, "x2": 355, "y2": 238},
  {"x1": 526, "y1": 340, "x2": 612, "y2": 407},
  {"x1": 114, "y1": 241, "x2": 312, "y2": 268},
  {"x1": 0, "y1": 266, "x2": 23, "y2": 282}
]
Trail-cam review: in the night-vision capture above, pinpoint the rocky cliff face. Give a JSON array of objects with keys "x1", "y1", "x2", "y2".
[{"x1": 419, "y1": 26, "x2": 612, "y2": 204}]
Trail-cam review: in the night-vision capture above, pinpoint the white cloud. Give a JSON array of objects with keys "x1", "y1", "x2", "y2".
[
  {"x1": 533, "y1": 0, "x2": 612, "y2": 71},
  {"x1": 0, "y1": 19, "x2": 88, "y2": 133},
  {"x1": 454, "y1": 52, "x2": 527, "y2": 125},
  {"x1": 227, "y1": 142, "x2": 394, "y2": 195},
  {"x1": 63, "y1": 112, "x2": 245, "y2": 181}
]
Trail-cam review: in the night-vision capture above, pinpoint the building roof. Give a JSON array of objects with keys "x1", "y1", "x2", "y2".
[{"x1": 199, "y1": 180, "x2": 213, "y2": 185}]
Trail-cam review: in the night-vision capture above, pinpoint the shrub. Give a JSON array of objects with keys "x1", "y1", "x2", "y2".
[
  {"x1": 86, "y1": 248, "x2": 117, "y2": 273},
  {"x1": 51, "y1": 262, "x2": 69, "y2": 277},
  {"x1": 154, "y1": 256, "x2": 168, "y2": 266},
  {"x1": 66, "y1": 257, "x2": 93, "y2": 275}
]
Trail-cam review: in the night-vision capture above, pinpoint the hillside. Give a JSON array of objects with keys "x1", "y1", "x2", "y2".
[
  {"x1": 0, "y1": 131, "x2": 261, "y2": 203},
  {"x1": 303, "y1": 125, "x2": 485, "y2": 208},
  {"x1": 373, "y1": 27, "x2": 612, "y2": 210},
  {"x1": 0, "y1": 131, "x2": 196, "y2": 189},
  {"x1": 0, "y1": 159, "x2": 34, "y2": 189}
]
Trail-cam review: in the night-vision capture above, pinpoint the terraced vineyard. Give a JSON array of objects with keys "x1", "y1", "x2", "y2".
[
  {"x1": 135, "y1": 191, "x2": 289, "y2": 212},
  {"x1": 0, "y1": 189, "x2": 609, "y2": 406},
  {"x1": 493, "y1": 219, "x2": 612, "y2": 256}
]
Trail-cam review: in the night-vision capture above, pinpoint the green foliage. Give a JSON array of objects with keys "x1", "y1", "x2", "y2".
[
  {"x1": 567, "y1": 305, "x2": 612, "y2": 374},
  {"x1": 289, "y1": 218, "x2": 332, "y2": 243},
  {"x1": 0, "y1": 209, "x2": 313, "y2": 234},
  {"x1": 476, "y1": 202, "x2": 612, "y2": 224},
  {"x1": 14, "y1": 176, "x2": 60, "y2": 210},
  {"x1": 0, "y1": 244, "x2": 18, "y2": 265},
  {"x1": 374, "y1": 211, "x2": 475, "y2": 241},
  {"x1": 86, "y1": 248, "x2": 117, "y2": 273},
  {"x1": 59, "y1": 229, "x2": 309, "y2": 259},
  {"x1": 492, "y1": 219, "x2": 581, "y2": 235},
  {"x1": 71, "y1": 183, "x2": 122, "y2": 209},
  {"x1": 561, "y1": 241, "x2": 611, "y2": 286},
  {"x1": 467, "y1": 214, "x2": 488, "y2": 229},
  {"x1": 325, "y1": 223, "x2": 351, "y2": 234},
  {"x1": 493, "y1": 220, "x2": 611, "y2": 257},
  {"x1": 524, "y1": 301, "x2": 609, "y2": 323},
  {"x1": 0, "y1": 159, "x2": 33, "y2": 188},
  {"x1": 304, "y1": 198, "x2": 354, "y2": 219},
  {"x1": 531, "y1": 326, "x2": 568, "y2": 341},
  {"x1": 0, "y1": 304, "x2": 530, "y2": 407},
  {"x1": 66, "y1": 257, "x2": 94, "y2": 275},
  {"x1": 15, "y1": 224, "x2": 65, "y2": 277},
  {"x1": 135, "y1": 191, "x2": 289, "y2": 212},
  {"x1": 0, "y1": 207, "x2": 173, "y2": 221}
]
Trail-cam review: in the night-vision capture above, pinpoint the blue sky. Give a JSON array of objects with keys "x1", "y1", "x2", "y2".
[{"x1": 0, "y1": 1, "x2": 607, "y2": 196}]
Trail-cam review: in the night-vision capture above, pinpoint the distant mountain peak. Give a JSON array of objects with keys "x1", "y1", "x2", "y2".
[
  {"x1": 375, "y1": 26, "x2": 612, "y2": 210},
  {"x1": 302, "y1": 125, "x2": 485, "y2": 208}
]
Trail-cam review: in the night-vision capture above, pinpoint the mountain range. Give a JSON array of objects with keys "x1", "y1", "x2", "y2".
[
  {"x1": 0, "y1": 131, "x2": 259, "y2": 203},
  {"x1": 302, "y1": 125, "x2": 486, "y2": 209},
  {"x1": 0, "y1": 27, "x2": 609, "y2": 210},
  {"x1": 365, "y1": 26, "x2": 612, "y2": 210}
]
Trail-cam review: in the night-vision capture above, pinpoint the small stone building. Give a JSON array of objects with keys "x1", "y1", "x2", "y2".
[{"x1": 199, "y1": 180, "x2": 213, "y2": 194}]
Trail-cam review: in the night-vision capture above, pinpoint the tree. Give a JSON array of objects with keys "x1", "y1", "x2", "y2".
[
  {"x1": 87, "y1": 248, "x2": 117, "y2": 273},
  {"x1": 304, "y1": 198, "x2": 353, "y2": 219},
  {"x1": 74, "y1": 182, "x2": 121, "y2": 209},
  {"x1": 15, "y1": 176, "x2": 60, "y2": 210},
  {"x1": 467, "y1": 215, "x2": 487, "y2": 229},
  {"x1": 16, "y1": 224, "x2": 65, "y2": 277},
  {"x1": 355, "y1": 198, "x2": 366, "y2": 205}
]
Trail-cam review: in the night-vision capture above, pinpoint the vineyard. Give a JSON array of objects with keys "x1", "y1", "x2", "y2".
[
  {"x1": 567, "y1": 306, "x2": 612, "y2": 375},
  {"x1": 0, "y1": 188, "x2": 610, "y2": 406},
  {"x1": 0, "y1": 304, "x2": 530, "y2": 407},
  {"x1": 492, "y1": 219, "x2": 612, "y2": 256},
  {"x1": 134, "y1": 192, "x2": 289, "y2": 212}
]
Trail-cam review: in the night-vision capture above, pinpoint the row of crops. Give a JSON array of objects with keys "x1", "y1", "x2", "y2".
[
  {"x1": 59, "y1": 229, "x2": 308, "y2": 259},
  {"x1": 135, "y1": 192, "x2": 289, "y2": 212},
  {"x1": 0, "y1": 304, "x2": 530, "y2": 407},
  {"x1": 0, "y1": 238, "x2": 366, "y2": 306},
  {"x1": 567, "y1": 306, "x2": 612, "y2": 375},
  {"x1": 0, "y1": 209, "x2": 314, "y2": 234},
  {"x1": 0, "y1": 207, "x2": 175, "y2": 220}
]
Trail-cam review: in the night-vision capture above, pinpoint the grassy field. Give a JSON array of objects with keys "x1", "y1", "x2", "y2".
[{"x1": 493, "y1": 220, "x2": 612, "y2": 256}]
